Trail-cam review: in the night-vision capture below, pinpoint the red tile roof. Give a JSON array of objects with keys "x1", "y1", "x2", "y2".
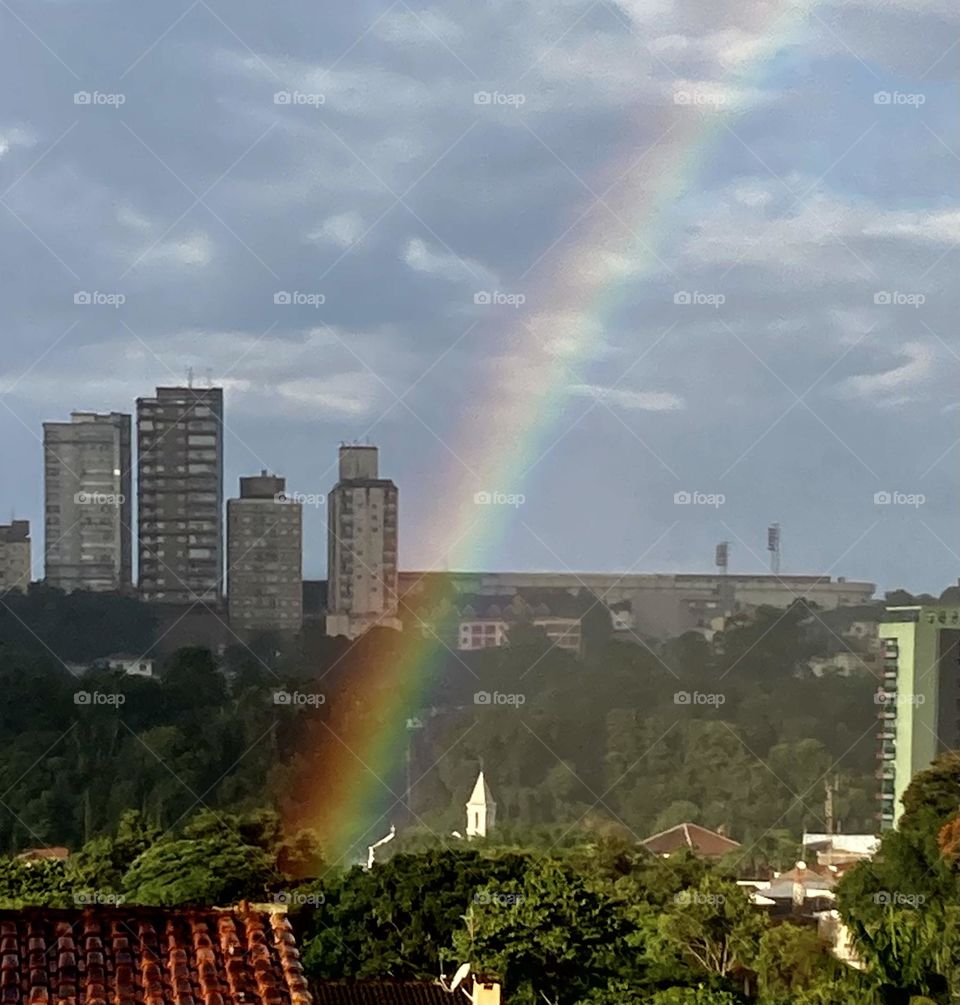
[
  {"x1": 641, "y1": 822, "x2": 741, "y2": 858},
  {"x1": 311, "y1": 983, "x2": 451, "y2": 1005},
  {"x1": 0, "y1": 907, "x2": 312, "y2": 1005}
]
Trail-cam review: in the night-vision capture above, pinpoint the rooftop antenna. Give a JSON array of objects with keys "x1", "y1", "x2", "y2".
[
  {"x1": 715, "y1": 541, "x2": 729, "y2": 575},
  {"x1": 768, "y1": 523, "x2": 781, "y2": 575},
  {"x1": 205, "y1": 368, "x2": 213, "y2": 388},
  {"x1": 186, "y1": 367, "x2": 194, "y2": 389}
]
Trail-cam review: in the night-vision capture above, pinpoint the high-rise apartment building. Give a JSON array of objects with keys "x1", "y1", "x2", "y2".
[
  {"x1": 137, "y1": 386, "x2": 224, "y2": 605},
  {"x1": 877, "y1": 605, "x2": 960, "y2": 830},
  {"x1": 43, "y1": 411, "x2": 132, "y2": 593},
  {"x1": 227, "y1": 472, "x2": 303, "y2": 632},
  {"x1": 326, "y1": 444, "x2": 399, "y2": 638},
  {"x1": 0, "y1": 521, "x2": 31, "y2": 593}
]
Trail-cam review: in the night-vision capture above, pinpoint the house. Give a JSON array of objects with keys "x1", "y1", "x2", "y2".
[
  {"x1": 802, "y1": 832, "x2": 879, "y2": 870},
  {"x1": 0, "y1": 906, "x2": 503, "y2": 1005},
  {"x1": 760, "y1": 860, "x2": 838, "y2": 918},
  {"x1": 98, "y1": 653, "x2": 156, "y2": 677},
  {"x1": 641, "y1": 823, "x2": 741, "y2": 860},
  {"x1": 0, "y1": 906, "x2": 312, "y2": 1005},
  {"x1": 15, "y1": 847, "x2": 69, "y2": 863}
]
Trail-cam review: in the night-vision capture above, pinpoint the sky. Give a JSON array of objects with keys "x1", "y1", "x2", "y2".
[{"x1": 0, "y1": 0, "x2": 957, "y2": 594}]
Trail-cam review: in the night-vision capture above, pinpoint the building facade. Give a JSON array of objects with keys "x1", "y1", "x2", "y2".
[
  {"x1": 137, "y1": 386, "x2": 224, "y2": 604},
  {"x1": 326, "y1": 445, "x2": 399, "y2": 638},
  {"x1": 43, "y1": 411, "x2": 132, "y2": 593},
  {"x1": 227, "y1": 472, "x2": 303, "y2": 632},
  {"x1": 399, "y1": 571, "x2": 875, "y2": 640},
  {"x1": 0, "y1": 521, "x2": 31, "y2": 593},
  {"x1": 878, "y1": 605, "x2": 960, "y2": 830}
]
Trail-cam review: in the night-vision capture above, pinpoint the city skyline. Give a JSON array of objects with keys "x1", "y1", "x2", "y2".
[
  {"x1": 0, "y1": 3, "x2": 956, "y2": 596},
  {"x1": 2, "y1": 379, "x2": 957, "y2": 596}
]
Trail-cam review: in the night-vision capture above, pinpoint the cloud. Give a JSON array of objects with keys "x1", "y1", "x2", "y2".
[
  {"x1": 308, "y1": 211, "x2": 366, "y2": 248},
  {"x1": 401, "y1": 236, "x2": 494, "y2": 284},
  {"x1": 570, "y1": 383, "x2": 686, "y2": 411},
  {"x1": 836, "y1": 340, "x2": 936, "y2": 405}
]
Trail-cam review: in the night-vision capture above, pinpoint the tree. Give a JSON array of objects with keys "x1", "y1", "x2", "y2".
[
  {"x1": 454, "y1": 858, "x2": 635, "y2": 1005},
  {"x1": 655, "y1": 878, "x2": 763, "y2": 984}
]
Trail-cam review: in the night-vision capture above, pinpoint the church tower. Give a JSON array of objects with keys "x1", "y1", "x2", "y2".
[{"x1": 466, "y1": 770, "x2": 496, "y2": 838}]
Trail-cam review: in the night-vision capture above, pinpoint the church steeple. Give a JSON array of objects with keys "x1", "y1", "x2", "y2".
[{"x1": 466, "y1": 770, "x2": 496, "y2": 838}]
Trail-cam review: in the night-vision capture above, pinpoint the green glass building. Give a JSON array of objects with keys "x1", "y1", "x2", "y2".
[{"x1": 879, "y1": 606, "x2": 960, "y2": 829}]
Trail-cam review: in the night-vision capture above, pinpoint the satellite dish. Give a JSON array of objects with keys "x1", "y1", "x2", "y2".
[{"x1": 450, "y1": 963, "x2": 471, "y2": 993}]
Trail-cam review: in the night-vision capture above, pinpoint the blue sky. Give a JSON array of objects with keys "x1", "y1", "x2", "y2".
[{"x1": 0, "y1": 0, "x2": 957, "y2": 593}]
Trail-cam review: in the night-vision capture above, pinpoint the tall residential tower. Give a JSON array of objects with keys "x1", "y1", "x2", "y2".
[
  {"x1": 0, "y1": 521, "x2": 31, "y2": 593},
  {"x1": 877, "y1": 605, "x2": 960, "y2": 829},
  {"x1": 227, "y1": 472, "x2": 303, "y2": 632},
  {"x1": 43, "y1": 411, "x2": 132, "y2": 592},
  {"x1": 326, "y1": 444, "x2": 399, "y2": 638},
  {"x1": 137, "y1": 386, "x2": 224, "y2": 604}
]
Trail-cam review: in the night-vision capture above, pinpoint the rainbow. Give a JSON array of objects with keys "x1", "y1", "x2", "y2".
[{"x1": 289, "y1": 3, "x2": 814, "y2": 864}]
